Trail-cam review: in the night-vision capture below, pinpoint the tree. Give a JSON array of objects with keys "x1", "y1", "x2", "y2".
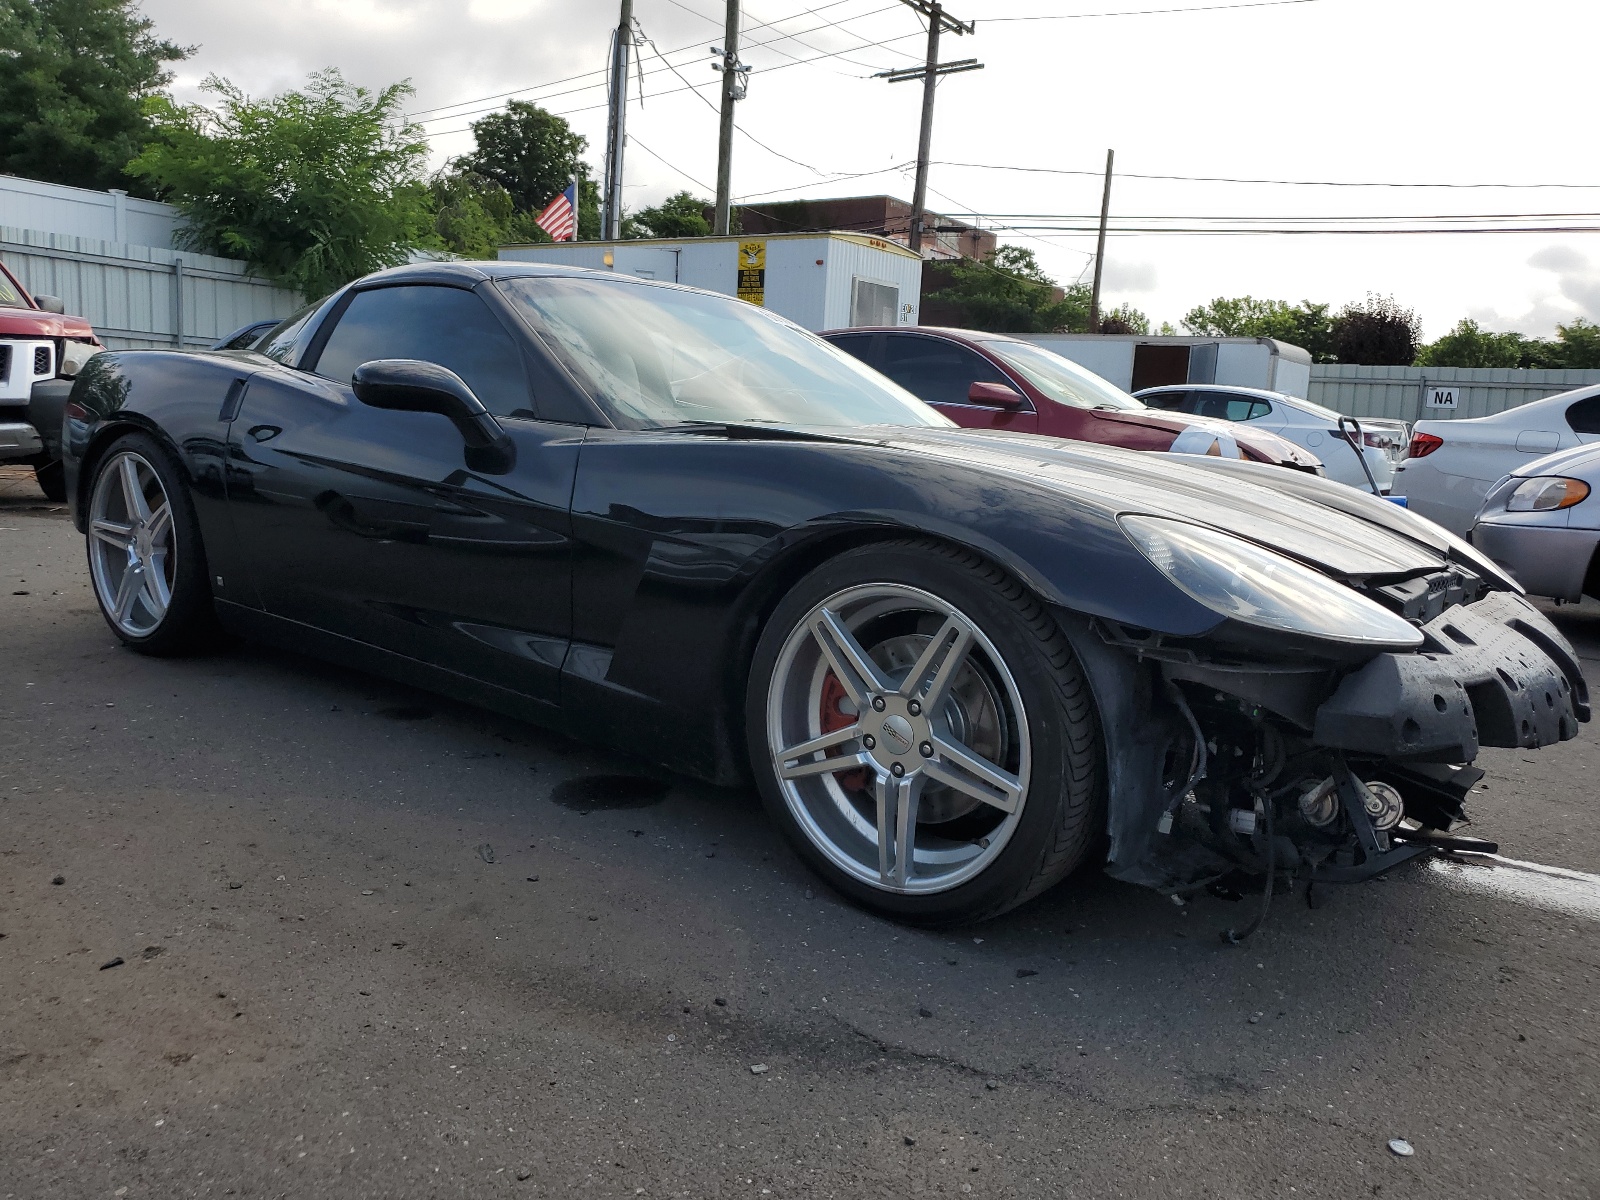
[
  {"x1": 1098, "y1": 303, "x2": 1150, "y2": 335},
  {"x1": 626, "y1": 191, "x2": 711, "y2": 240},
  {"x1": 921, "y1": 245, "x2": 1094, "y2": 333},
  {"x1": 1331, "y1": 293, "x2": 1421, "y2": 365},
  {"x1": 1416, "y1": 318, "x2": 1526, "y2": 368},
  {"x1": 1182, "y1": 296, "x2": 1337, "y2": 361},
  {"x1": 129, "y1": 70, "x2": 433, "y2": 298},
  {"x1": 449, "y1": 101, "x2": 599, "y2": 239},
  {"x1": 0, "y1": 0, "x2": 190, "y2": 195},
  {"x1": 1545, "y1": 319, "x2": 1600, "y2": 369},
  {"x1": 428, "y1": 171, "x2": 514, "y2": 259}
]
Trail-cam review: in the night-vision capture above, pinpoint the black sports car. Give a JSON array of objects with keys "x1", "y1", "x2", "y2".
[{"x1": 60, "y1": 261, "x2": 1588, "y2": 925}]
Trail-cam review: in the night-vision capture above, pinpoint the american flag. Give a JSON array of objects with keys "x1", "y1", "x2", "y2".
[{"x1": 535, "y1": 181, "x2": 578, "y2": 242}]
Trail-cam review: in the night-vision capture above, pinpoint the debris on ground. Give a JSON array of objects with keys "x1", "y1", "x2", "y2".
[
  {"x1": 50, "y1": 875, "x2": 63, "y2": 885},
  {"x1": 1389, "y1": 1139, "x2": 1415, "y2": 1157},
  {"x1": 750, "y1": 1064, "x2": 769, "y2": 1075},
  {"x1": 919, "y1": 1007, "x2": 933, "y2": 1018},
  {"x1": 714, "y1": 998, "x2": 727, "y2": 1007},
  {"x1": 477, "y1": 843, "x2": 496, "y2": 864},
  {"x1": 1016, "y1": 968, "x2": 1038, "y2": 978},
  {"x1": 141, "y1": 946, "x2": 164, "y2": 960},
  {"x1": 984, "y1": 1080, "x2": 999, "y2": 1090},
  {"x1": 100, "y1": 957, "x2": 124, "y2": 970}
]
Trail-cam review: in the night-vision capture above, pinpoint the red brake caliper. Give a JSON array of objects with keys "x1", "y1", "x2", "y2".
[{"x1": 819, "y1": 671, "x2": 869, "y2": 792}]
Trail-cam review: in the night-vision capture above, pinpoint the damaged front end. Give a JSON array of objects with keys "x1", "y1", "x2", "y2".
[{"x1": 1063, "y1": 565, "x2": 1590, "y2": 897}]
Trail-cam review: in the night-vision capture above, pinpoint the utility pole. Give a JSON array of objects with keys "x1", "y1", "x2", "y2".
[
  {"x1": 713, "y1": 0, "x2": 747, "y2": 236},
  {"x1": 1088, "y1": 148, "x2": 1114, "y2": 332},
  {"x1": 602, "y1": 0, "x2": 634, "y2": 241},
  {"x1": 876, "y1": 1, "x2": 980, "y2": 256}
]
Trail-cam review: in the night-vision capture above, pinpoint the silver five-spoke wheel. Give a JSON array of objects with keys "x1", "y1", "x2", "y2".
[
  {"x1": 766, "y1": 583, "x2": 1031, "y2": 895},
  {"x1": 88, "y1": 451, "x2": 175, "y2": 638}
]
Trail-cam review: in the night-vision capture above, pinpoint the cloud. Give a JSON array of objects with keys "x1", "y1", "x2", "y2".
[
  {"x1": 1102, "y1": 258, "x2": 1157, "y2": 293},
  {"x1": 1464, "y1": 243, "x2": 1600, "y2": 334}
]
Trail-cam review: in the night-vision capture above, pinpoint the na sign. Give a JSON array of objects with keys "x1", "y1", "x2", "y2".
[{"x1": 1425, "y1": 385, "x2": 1460, "y2": 410}]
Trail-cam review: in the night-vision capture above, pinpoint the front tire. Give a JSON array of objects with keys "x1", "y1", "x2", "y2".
[
  {"x1": 33, "y1": 457, "x2": 66, "y2": 502},
  {"x1": 746, "y1": 540, "x2": 1104, "y2": 925},
  {"x1": 85, "y1": 432, "x2": 224, "y2": 655}
]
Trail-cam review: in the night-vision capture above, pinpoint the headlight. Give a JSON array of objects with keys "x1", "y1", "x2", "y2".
[
  {"x1": 58, "y1": 340, "x2": 101, "y2": 378},
  {"x1": 1506, "y1": 476, "x2": 1590, "y2": 512},
  {"x1": 1120, "y1": 515, "x2": 1423, "y2": 648}
]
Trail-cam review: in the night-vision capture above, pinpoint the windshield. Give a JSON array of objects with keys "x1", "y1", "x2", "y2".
[
  {"x1": 498, "y1": 276, "x2": 951, "y2": 429},
  {"x1": 0, "y1": 265, "x2": 25, "y2": 309},
  {"x1": 980, "y1": 339, "x2": 1145, "y2": 412}
]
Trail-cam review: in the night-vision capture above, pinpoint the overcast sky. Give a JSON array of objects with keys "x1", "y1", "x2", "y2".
[{"x1": 140, "y1": 0, "x2": 1600, "y2": 338}]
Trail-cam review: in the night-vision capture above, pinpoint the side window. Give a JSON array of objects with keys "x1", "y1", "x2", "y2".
[
  {"x1": 827, "y1": 333, "x2": 876, "y2": 367},
  {"x1": 1141, "y1": 390, "x2": 1193, "y2": 412},
  {"x1": 312, "y1": 285, "x2": 531, "y2": 417},
  {"x1": 1567, "y1": 394, "x2": 1600, "y2": 435},
  {"x1": 1195, "y1": 392, "x2": 1263, "y2": 422},
  {"x1": 880, "y1": 334, "x2": 1010, "y2": 407},
  {"x1": 259, "y1": 304, "x2": 319, "y2": 365}
]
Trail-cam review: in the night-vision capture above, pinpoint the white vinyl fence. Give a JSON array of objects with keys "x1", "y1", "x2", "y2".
[{"x1": 1308, "y1": 364, "x2": 1600, "y2": 422}]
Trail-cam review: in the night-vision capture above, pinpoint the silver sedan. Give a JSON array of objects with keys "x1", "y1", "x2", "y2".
[{"x1": 1471, "y1": 442, "x2": 1600, "y2": 601}]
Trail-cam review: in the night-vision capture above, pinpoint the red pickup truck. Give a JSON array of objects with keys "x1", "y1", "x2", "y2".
[{"x1": 1, "y1": 259, "x2": 103, "y2": 500}]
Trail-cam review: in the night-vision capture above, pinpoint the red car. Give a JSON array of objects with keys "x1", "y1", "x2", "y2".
[
  {"x1": 1, "y1": 258, "x2": 103, "y2": 500},
  {"x1": 822, "y1": 327, "x2": 1321, "y2": 471}
]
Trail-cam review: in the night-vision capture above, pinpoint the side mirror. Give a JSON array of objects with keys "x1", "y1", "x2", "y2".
[
  {"x1": 352, "y1": 359, "x2": 515, "y2": 474},
  {"x1": 969, "y1": 380, "x2": 1025, "y2": 408},
  {"x1": 34, "y1": 295, "x2": 66, "y2": 315}
]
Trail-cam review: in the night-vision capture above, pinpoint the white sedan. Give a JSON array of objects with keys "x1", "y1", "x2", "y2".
[
  {"x1": 1392, "y1": 384, "x2": 1600, "y2": 536},
  {"x1": 1134, "y1": 384, "x2": 1407, "y2": 492}
]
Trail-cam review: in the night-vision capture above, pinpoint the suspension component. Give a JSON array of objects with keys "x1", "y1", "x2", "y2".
[
  {"x1": 1296, "y1": 776, "x2": 1340, "y2": 827},
  {"x1": 1362, "y1": 780, "x2": 1405, "y2": 831}
]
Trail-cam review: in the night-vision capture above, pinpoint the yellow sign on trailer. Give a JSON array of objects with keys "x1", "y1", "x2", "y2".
[{"x1": 736, "y1": 239, "x2": 766, "y2": 305}]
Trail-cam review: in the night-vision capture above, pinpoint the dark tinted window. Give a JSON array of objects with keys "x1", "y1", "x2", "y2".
[
  {"x1": 1567, "y1": 394, "x2": 1600, "y2": 435},
  {"x1": 881, "y1": 334, "x2": 1010, "y2": 407},
  {"x1": 1195, "y1": 392, "x2": 1270, "y2": 422},
  {"x1": 827, "y1": 333, "x2": 876, "y2": 367},
  {"x1": 314, "y1": 285, "x2": 530, "y2": 417},
  {"x1": 1140, "y1": 389, "x2": 1195, "y2": 412}
]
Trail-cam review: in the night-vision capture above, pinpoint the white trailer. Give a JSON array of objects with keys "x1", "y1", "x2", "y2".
[
  {"x1": 498, "y1": 231, "x2": 922, "y2": 333},
  {"x1": 1017, "y1": 334, "x2": 1313, "y2": 400}
]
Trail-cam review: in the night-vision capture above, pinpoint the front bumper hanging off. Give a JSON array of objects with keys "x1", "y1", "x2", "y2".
[
  {"x1": 1312, "y1": 589, "x2": 1588, "y2": 761},
  {"x1": 1087, "y1": 588, "x2": 1589, "y2": 892}
]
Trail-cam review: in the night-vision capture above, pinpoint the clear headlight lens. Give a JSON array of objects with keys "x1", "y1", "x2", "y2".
[
  {"x1": 1506, "y1": 476, "x2": 1590, "y2": 512},
  {"x1": 1120, "y1": 515, "x2": 1424, "y2": 648}
]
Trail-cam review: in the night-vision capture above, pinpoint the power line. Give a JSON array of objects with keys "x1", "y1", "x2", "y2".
[
  {"x1": 984, "y1": 0, "x2": 1318, "y2": 20},
  {"x1": 409, "y1": 1, "x2": 903, "y2": 126},
  {"x1": 419, "y1": 18, "x2": 931, "y2": 137},
  {"x1": 627, "y1": 134, "x2": 715, "y2": 192},
  {"x1": 660, "y1": 0, "x2": 910, "y2": 72},
  {"x1": 933, "y1": 160, "x2": 1600, "y2": 190}
]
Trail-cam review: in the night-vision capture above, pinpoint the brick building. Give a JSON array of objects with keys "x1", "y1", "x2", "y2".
[{"x1": 732, "y1": 195, "x2": 994, "y2": 262}]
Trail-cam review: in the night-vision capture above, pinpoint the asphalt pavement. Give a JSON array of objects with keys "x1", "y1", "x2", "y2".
[{"x1": 3, "y1": 467, "x2": 1599, "y2": 1199}]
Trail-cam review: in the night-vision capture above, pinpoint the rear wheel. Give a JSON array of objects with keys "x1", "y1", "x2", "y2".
[
  {"x1": 85, "y1": 432, "x2": 224, "y2": 655},
  {"x1": 747, "y1": 541, "x2": 1104, "y2": 925}
]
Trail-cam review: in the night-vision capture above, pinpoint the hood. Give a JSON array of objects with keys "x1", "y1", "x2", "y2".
[
  {"x1": 1094, "y1": 406, "x2": 1321, "y2": 469},
  {"x1": 0, "y1": 304, "x2": 98, "y2": 341},
  {"x1": 857, "y1": 425, "x2": 1448, "y2": 579},
  {"x1": 1511, "y1": 440, "x2": 1600, "y2": 480}
]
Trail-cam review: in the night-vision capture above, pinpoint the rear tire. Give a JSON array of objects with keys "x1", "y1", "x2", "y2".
[
  {"x1": 746, "y1": 539, "x2": 1104, "y2": 926},
  {"x1": 84, "y1": 432, "x2": 226, "y2": 656}
]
